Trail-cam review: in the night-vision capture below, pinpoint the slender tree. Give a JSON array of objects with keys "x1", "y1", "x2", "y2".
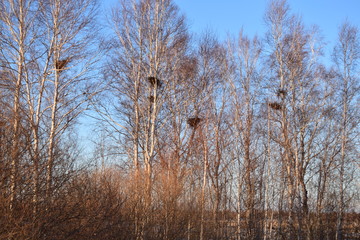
[
  {"x1": 332, "y1": 21, "x2": 360, "y2": 240},
  {"x1": 227, "y1": 30, "x2": 264, "y2": 239},
  {"x1": 38, "y1": 0, "x2": 98, "y2": 202},
  {"x1": 265, "y1": 1, "x2": 326, "y2": 238},
  {"x1": 100, "y1": 0, "x2": 189, "y2": 238}
]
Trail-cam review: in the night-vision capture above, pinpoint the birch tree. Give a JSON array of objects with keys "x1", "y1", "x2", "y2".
[
  {"x1": 0, "y1": 0, "x2": 98, "y2": 237},
  {"x1": 227, "y1": 30, "x2": 264, "y2": 239},
  {"x1": 265, "y1": 0, "x2": 326, "y2": 238},
  {"x1": 0, "y1": 0, "x2": 38, "y2": 218},
  {"x1": 101, "y1": 0, "x2": 189, "y2": 238},
  {"x1": 332, "y1": 21, "x2": 360, "y2": 240},
  {"x1": 38, "y1": 0, "x2": 98, "y2": 202}
]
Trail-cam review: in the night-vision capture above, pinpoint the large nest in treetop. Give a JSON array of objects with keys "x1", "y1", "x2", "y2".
[
  {"x1": 148, "y1": 96, "x2": 155, "y2": 103},
  {"x1": 187, "y1": 117, "x2": 201, "y2": 128},
  {"x1": 148, "y1": 77, "x2": 162, "y2": 87},
  {"x1": 277, "y1": 89, "x2": 287, "y2": 98},
  {"x1": 268, "y1": 102, "x2": 282, "y2": 110},
  {"x1": 55, "y1": 58, "x2": 70, "y2": 71}
]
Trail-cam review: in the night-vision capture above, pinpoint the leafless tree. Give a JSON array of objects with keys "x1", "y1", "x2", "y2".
[
  {"x1": 0, "y1": 0, "x2": 38, "y2": 218},
  {"x1": 0, "y1": 0, "x2": 98, "y2": 238},
  {"x1": 265, "y1": 0, "x2": 327, "y2": 238},
  {"x1": 99, "y1": 0, "x2": 189, "y2": 238},
  {"x1": 227, "y1": 30, "x2": 265, "y2": 239},
  {"x1": 36, "y1": 0, "x2": 98, "y2": 202},
  {"x1": 332, "y1": 21, "x2": 360, "y2": 240}
]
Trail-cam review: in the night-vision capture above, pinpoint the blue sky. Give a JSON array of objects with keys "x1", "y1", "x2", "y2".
[
  {"x1": 173, "y1": 0, "x2": 360, "y2": 54},
  {"x1": 102, "y1": 0, "x2": 360, "y2": 56}
]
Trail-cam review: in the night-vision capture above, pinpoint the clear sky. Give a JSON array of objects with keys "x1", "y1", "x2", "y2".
[
  {"x1": 173, "y1": 0, "x2": 360, "y2": 55},
  {"x1": 102, "y1": 0, "x2": 360, "y2": 56}
]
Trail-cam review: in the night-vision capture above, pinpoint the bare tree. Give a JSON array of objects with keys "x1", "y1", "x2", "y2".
[
  {"x1": 0, "y1": 0, "x2": 98, "y2": 238},
  {"x1": 227, "y1": 30, "x2": 264, "y2": 239},
  {"x1": 332, "y1": 21, "x2": 360, "y2": 240},
  {"x1": 99, "y1": 0, "x2": 189, "y2": 238},
  {"x1": 192, "y1": 33, "x2": 229, "y2": 240},
  {"x1": 37, "y1": 0, "x2": 98, "y2": 204},
  {"x1": 0, "y1": 0, "x2": 38, "y2": 217},
  {"x1": 265, "y1": 0, "x2": 327, "y2": 238}
]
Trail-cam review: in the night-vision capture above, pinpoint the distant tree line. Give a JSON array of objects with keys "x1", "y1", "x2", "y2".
[{"x1": 0, "y1": 0, "x2": 359, "y2": 239}]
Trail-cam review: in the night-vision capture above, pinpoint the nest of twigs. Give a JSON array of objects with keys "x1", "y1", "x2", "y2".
[
  {"x1": 148, "y1": 77, "x2": 162, "y2": 87},
  {"x1": 55, "y1": 58, "x2": 70, "y2": 71},
  {"x1": 149, "y1": 96, "x2": 155, "y2": 103},
  {"x1": 187, "y1": 117, "x2": 201, "y2": 128},
  {"x1": 277, "y1": 89, "x2": 287, "y2": 98},
  {"x1": 268, "y1": 102, "x2": 282, "y2": 110}
]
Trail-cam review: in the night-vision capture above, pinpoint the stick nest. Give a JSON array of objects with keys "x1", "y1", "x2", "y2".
[
  {"x1": 268, "y1": 102, "x2": 282, "y2": 110},
  {"x1": 55, "y1": 58, "x2": 70, "y2": 71},
  {"x1": 187, "y1": 117, "x2": 201, "y2": 128},
  {"x1": 148, "y1": 77, "x2": 162, "y2": 87}
]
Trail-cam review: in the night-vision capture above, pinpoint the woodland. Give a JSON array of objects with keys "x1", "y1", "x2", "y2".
[{"x1": 0, "y1": 0, "x2": 359, "y2": 239}]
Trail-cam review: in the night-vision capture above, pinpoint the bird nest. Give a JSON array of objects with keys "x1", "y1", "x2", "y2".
[
  {"x1": 148, "y1": 77, "x2": 162, "y2": 88},
  {"x1": 55, "y1": 58, "x2": 70, "y2": 71},
  {"x1": 148, "y1": 96, "x2": 155, "y2": 103},
  {"x1": 187, "y1": 117, "x2": 201, "y2": 128},
  {"x1": 277, "y1": 89, "x2": 287, "y2": 98},
  {"x1": 268, "y1": 102, "x2": 282, "y2": 110}
]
